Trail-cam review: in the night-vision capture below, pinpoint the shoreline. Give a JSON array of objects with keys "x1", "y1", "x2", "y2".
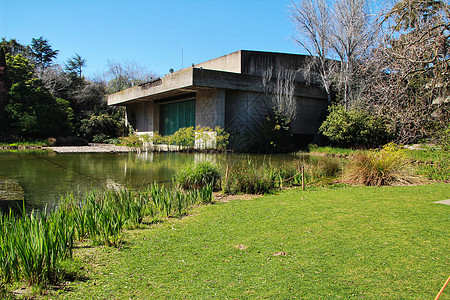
[{"x1": 49, "y1": 143, "x2": 133, "y2": 153}]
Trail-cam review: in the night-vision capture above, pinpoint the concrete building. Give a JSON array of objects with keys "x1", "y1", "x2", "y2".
[{"x1": 107, "y1": 50, "x2": 329, "y2": 152}]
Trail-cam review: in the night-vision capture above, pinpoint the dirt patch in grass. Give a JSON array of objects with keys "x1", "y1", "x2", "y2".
[{"x1": 213, "y1": 192, "x2": 261, "y2": 202}]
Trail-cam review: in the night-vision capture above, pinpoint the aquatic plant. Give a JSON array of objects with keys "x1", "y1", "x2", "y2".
[{"x1": 174, "y1": 161, "x2": 221, "y2": 190}]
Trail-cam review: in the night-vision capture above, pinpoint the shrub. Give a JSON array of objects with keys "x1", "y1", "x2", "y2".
[
  {"x1": 174, "y1": 161, "x2": 221, "y2": 190},
  {"x1": 261, "y1": 107, "x2": 293, "y2": 153},
  {"x1": 79, "y1": 113, "x2": 124, "y2": 143},
  {"x1": 319, "y1": 105, "x2": 392, "y2": 148},
  {"x1": 170, "y1": 127, "x2": 195, "y2": 148},
  {"x1": 342, "y1": 143, "x2": 419, "y2": 186}
]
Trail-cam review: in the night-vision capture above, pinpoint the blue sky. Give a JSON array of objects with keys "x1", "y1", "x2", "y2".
[{"x1": 0, "y1": 0, "x2": 302, "y2": 78}]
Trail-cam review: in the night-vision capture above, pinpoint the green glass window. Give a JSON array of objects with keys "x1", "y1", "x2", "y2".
[{"x1": 160, "y1": 99, "x2": 195, "y2": 135}]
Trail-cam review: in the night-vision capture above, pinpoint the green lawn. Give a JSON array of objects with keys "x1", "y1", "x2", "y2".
[{"x1": 48, "y1": 184, "x2": 449, "y2": 299}]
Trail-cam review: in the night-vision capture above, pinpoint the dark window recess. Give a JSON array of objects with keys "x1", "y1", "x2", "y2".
[{"x1": 160, "y1": 99, "x2": 195, "y2": 135}]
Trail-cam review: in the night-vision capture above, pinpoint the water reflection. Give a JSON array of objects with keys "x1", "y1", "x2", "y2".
[{"x1": 0, "y1": 151, "x2": 301, "y2": 211}]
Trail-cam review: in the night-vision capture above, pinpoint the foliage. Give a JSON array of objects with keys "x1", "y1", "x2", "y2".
[
  {"x1": 307, "y1": 144, "x2": 356, "y2": 156},
  {"x1": 342, "y1": 143, "x2": 420, "y2": 186},
  {"x1": 101, "y1": 60, "x2": 157, "y2": 94},
  {"x1": 121, "y1": 126, "x2": 229, "y2": 151},
  {"x1": 404, "y1": 146, "x2": 450, "y2": 181},
  {"x1": 65, "y1": 53, "x2": 86, "y2": 80},
  {"x1": 56, "y1": 184, "x2": 450, "y2": 299},
  {"x1": 214, "y1": 126, "x2": 230, "y2": 151},
  {"x1": 0, "y1": 182, "x2": 215, "y2": 287},
  {"x1": 0, "y1": 38, "x2": 31, "y2": 59},
  {"x1": 174, "y1": 161, "x2": 221, "y2": 190},
  {"x1": 0, "y1": 37, "x2": 128, "y2": 142},
  {"x1": 291, "y1": 0, "x2": 377, "y2": 106},
  {"x1": 261, "y1": 107, "x2": 293, "y2": 153},
  {"x1": 170, "y1": 126, "x2": 195, "y2": 148},
  {"x1": 319, "y1": 104, "x2": 392, "y2": 148},
  {"x1": 357, "y1": 0, "x2": 450, "y2": 144},
  {"x1": 439, "y1": 124, "x2": 450, "y2": 150},
  {"x1": 29, "y1": 37, "x2": 58, "y2": 72},
  {"x1": 222, "y1": 155, "x2": 341, "y2": 194},
  {"x1": 0, "y1": 208, "x2": 74, "y2": 285},
  {"x1": 79, "y1": 112, "x2": 125, "y2": 143},
  {"x1": 3, "y1": 54, "x2": 73, "y2": 138}
]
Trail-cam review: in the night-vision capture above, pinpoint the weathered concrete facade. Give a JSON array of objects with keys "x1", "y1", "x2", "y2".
[{"x1": 108, "y1": 50, "x2": 329, "y2": 151}]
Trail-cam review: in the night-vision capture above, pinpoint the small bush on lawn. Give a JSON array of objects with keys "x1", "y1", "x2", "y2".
[
  {"x1": 343, "y1": 143, "x2": 420, "y2": 186},
  {"x1": 174, "y1": 161, "x2": 221, "y2": 190}
]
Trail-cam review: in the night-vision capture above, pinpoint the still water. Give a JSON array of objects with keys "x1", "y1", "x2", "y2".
[
  {"x1": 0, "y1": 151, "x2": 210, "y2": 210},
  {"x1": 0, "y1": 151, "x2": 299, "y2": 211}
]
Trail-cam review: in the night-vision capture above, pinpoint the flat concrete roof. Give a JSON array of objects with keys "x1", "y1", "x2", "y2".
[{"x1": 107, "y1": 50, "x2": 320, "y2": 106}]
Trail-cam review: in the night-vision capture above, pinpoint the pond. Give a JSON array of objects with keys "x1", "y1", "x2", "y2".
[{"x1": 0, "y1": 151, "x2": 300, "y2": 211}]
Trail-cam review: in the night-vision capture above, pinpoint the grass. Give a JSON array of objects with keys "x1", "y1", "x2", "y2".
[
  {"x1": 39, "y1": 183, "x2": 450, "y2": 299},
  {"x1": 0, "y1": 140, "x2": 48, "y2": 148},
  {"x1": 221, "y1": 155, "x2": 341, "y2": 194},
  {"x1": 307, "y1": 144, "x2": 450, "y2": 182},
  {"x1": 404, "y1": 148, "x2": 450, "y2": 181},
  {"x1": 0, "y1": 184, "x2": 213, "y2": 290},
  {"x1": 342, "y1": 143, "x2": 421, "y2": 186},
  {"x1": 307, "y1": 144, "x2": 357, "y2": 156}
]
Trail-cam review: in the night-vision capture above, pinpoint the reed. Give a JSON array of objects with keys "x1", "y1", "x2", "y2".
[
  {"x1": 221, "y1": 155, "x2": 342, "y2": 194},
  {"x1": 0, "y1": 183, "x2": 214, "y2": 286},
  {"x1": 0, "y1": 208, "x2": 74, "y2": 285}
]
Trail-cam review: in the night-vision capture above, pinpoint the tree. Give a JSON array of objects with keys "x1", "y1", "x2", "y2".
[
  {"x1": 319, "y1": 104, "x2": 392, "y2": 147},
  {"x1": 290, "y1": 0, "x2": 335, "y2": 102},
  {"x1": 101, "y1": 60, "x2": 157, "y2": 94},
  {"x1": 65, "y1": 53, "x2": 86, "y2": 79},
  {"x1": 261, "y1": 66, "x2": 298, "y2": 152},
  {"x1": 30, "y1": 36, "x2": 59, "y2": 73},
  {"x1": 2, "y1": 54, "x2": 72, "y2": 138},
  {"x1": 290, "y1": 0, "x2": 379, "y2": 107},
  {"x1": 0, "y1": 47, "x2": 9, "y2": 132},
  {"x1": 359, "y1": 0, "x2": 450, "y2": 143},
  {"x1": 0, "y1": 38, "x2": 31, "y2": 59},
  {"x1": 330, "y1": 0, "x2": 378, "y2": 108}
]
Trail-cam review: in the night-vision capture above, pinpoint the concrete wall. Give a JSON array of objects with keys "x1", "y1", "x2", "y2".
[
  {"x1": 224, "y1": 89, "x2": 328, "y2": 151},
  {"x1": 241, "y1": 51, "x2": 309, "y2": 77},
  {"x1": 225, "y1": 90, "x2": 270, "y2": 151},
  {"x1": 291, "y1": 97, "x2": 329, "y2": 135},
  {"x1": 195, "y1": 88, "x2": 225, "y2": 129},
  {"x1": 194, "y1": 51, "x2": 241, "y2": 74},
  {"x1": 126, "y1": 102, "x2": 156, "y2": 134}
]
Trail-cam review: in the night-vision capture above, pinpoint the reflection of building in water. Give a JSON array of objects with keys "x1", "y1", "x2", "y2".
[
  {"x1": 136, "y1": 152, "x2": 154, "y2": 162},
  {"x1": 194, "y1": 153, "x2": 218, "y2": 165}
]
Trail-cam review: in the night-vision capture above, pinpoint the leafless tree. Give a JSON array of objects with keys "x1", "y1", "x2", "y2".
[
  {"x1": 39, "y1": 64, "x2": 70, "y2": 95},
  {"x1": 290, "y1": 0, "x2": 335, "y2": 102},
  {"x1": 98, "y1": 60, "x2": 158, "y2": 94},
  {"x1": 262, "y1": 66, "x2": 297, "y2": 122},
  {"x1": 290, "y1": 0, "x2": 380, "y2": 107},
  {"x1": 330, "y1": 0, "x2": 379, "y2": 108}
]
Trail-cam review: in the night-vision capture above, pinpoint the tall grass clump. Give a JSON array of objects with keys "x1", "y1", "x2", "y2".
[
  {"x1": 342, "y1": 143, "x2": 420, "y2": 186},
  {"x1": 222, "y1": 156, "x2": 342, "y2": 194},
  {"x1": 222, "y1": 158, "x2": 278, "y2": 194},
  {"x1": 0, "y1": 184, "x2": 215, "y2": 289},
  {"x1": 174, "y1": 161, "x2": 221, "y2": 190},
  {"x1": 146, "y1": 182, "x2": 212, "y2": 218},
  {"x1": 0, "y1": 208, "x2": 75, "y2": 285}
]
